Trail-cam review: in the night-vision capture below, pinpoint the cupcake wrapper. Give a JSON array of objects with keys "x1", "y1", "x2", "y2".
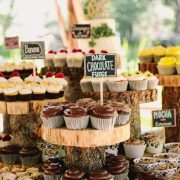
[
  {"x1": 92, "y1": 82, "x2": 109, "y2": 92},
  {"x1": 176, "y1": 66, "x2": 180, "y2": 75},
  {"x1": 116, "y1": 113, "x2": 131, "y2": 126},
  {"x1": 4, "y1": 95, "x2": 17, "y2": 102},
  {"x1": 80, "y1": 82, "x2": 94, "y2": 93},
  {"x1": 59, "y1": 91, "x2": 64, "y2": 98},
  {"x1": 90, "y1": 116, "x2": 116, "y2": 130},
  {"x1": 157, "y1": 66, "x2": 176, "y2": 75},
  {"x1": 53, "y1": 59, "x2": 66, "y2": 67},
  {"x1": 19, "y1": 94, "x2": 32, "y2": 101},
  {"x1": 43, "y1": 174, "x2": 62, "y2": 180},
  {"x1": 66, "y1": 59, "x2": 83, "y2": 68},
  {"x1": 41, "y1": 115, "x2": 64, "y2": 128},
  {"x1": 32, "y1": 94, "x2": 45, "y2": 100},
  {"x1": 114, "y1": 171, "x2": 129, "y2": 180},
  {"x1": 106, "y1": 81, "x2": 128, "y2": 92},
  {"x1": 153, "y1": 55, "x2": 164, "y2": 63},
  {"x1": 44, "y1": 59, "x2": 54, "y2": 67},
  {"x1": 129, "y1": 79, "x2": 148, "y2": 91},
  {"x1": 0, "y1": 154, "x2": 19, "y2": 165},
  {"x1": 139, "y1": 56, "x2": 153, "y2": 64},
  {"x1": 0, "y1": 93, "x2": 4, "y2": 100},
  {"x1": 147, "y1": 79, "x2": 159, "y2": 90},
  {"x1": 46, "y1": 92, "x2": 60, "y2": 99},
  {"x1": 20, "y1": 154, "x2": 40, "y2": 166},
  {"x1": 64, "y1": 116, "x2": 89, "y2": 130}
]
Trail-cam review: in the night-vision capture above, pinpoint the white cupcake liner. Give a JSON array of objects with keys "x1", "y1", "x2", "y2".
[
  {"x1": 123, "y1": 144, "x2": 146, "y2": 159},
  {"x1": 147, "y1": 79, "x2": 159, "y2": 90},
  {"x1": 106, "y1": 81, "x2": 128, "y2": 92},
  {"x1": 176, "y1": 66, "x2": 180, "y2": 74},
  {"x1": 53, "y1": 58, "x2": 66, "y2": 67},
  {"x1": 114, "y1": 171, "x2": 129, "y2": 180},
  {"x1": 90, "y1": 116, "x2": 116, "y2": 130},
  {"x1": 92, "y1": 82, "x2": 109, "y2": 92},
  {"x1": 43, "y1": 174, "x2": 62, "y2": 180},
  {"x1": 64, "y1": 115, "x2": 89, "y2": 130},
  {"x1": 129, "y1": 79, "x2": 148, "y2": 91},
  {"x1": 116, "y1": 113, "x2": 131, "y2": 126},
  {"x1": 44, "y1": 59, "x2": 54, "y2": 67},
  {"x1": 145, "y1": 139, "x2": 164, "y2": 154},
  {"x1": 41, "y1": 115, "x2": 64, "y2": 128},
  {"x1": 157, "y1": 66, "x2": 176, "y2": 75},
  {"x1": 66, "y1": 59, "x2": 83, "y2": 68},
  {"x1": 80, "y1": 82, "x2": 94, "y2": 93}
]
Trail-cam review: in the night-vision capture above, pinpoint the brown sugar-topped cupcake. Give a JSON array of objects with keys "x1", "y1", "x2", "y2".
[
  {"x1": 20, "y1": 146, "x2": 41, "y2": 166},
  {"x1": 89, "y1": 169, "x2": 113, "y2": 180},
  {"x1": 76, "y1": 98, "x2": 96, "y2": 108},
  {"x1": 62, "y1": 168, "x2": 86, "y2": 180},
  {"x1": 41, "y1": 104, "x2": 64, "y2": 128},
  {"x1": 111, "y1": 102, "x2": 131, "y2": 126},
  {"x1": 64, "y1": 106, "x2": 89, "y2": 130},
  {"x1": 0, "y1": 145, "x2": 21, "y2": 165},
  {"x1": 90, "y1": 105, "x2": 117, "y2": 130}
]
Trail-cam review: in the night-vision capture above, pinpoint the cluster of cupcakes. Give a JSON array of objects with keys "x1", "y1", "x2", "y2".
[
  {"x1": 40, "y1": 98, "x2": 131, "y2": 130},
  {"x1": 0, "y1": 71, "x2": 67, "y2": 102},
  {"x1": 81, "y1": 71, "x2": 159, "y2": 93}
]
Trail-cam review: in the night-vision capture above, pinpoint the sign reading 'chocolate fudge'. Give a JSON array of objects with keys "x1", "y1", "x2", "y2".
[
  {"x1": 72, "y1": 24, "x2": 91, "y2": 38},
  {"x1": 152, "y1": 109, "x2": 176, "y2": 127},
  {"x1": 4, "y1": 36, "x2": 19, "y2": 49},
  {"x1": 21, "y1": 41, "x2": 45, "y2": 59},
  {"x1": 84, "y1": 54, "x2": 117, "y2": 77}
]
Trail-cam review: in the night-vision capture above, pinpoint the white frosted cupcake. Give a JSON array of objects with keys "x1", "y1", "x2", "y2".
[
  {"x1": 91, "y1": 78, "x2": 109, "y2": 92},
  {"x1": 44, "y1": 50, "x2": 56, "y2": 67},
  {"x1": 127, "y1": 71, "x2": 148, "y2": 91},
  {"x1": 46, "y1": 85, "x2": 63, "y2": 99},
  {"x1": 19, "y1": 87, "x2": 32, "y2": 101},
  {"x1": 25, "y1": 74, "x2": 42, "y2": 83},
  {"x1": 24, "y1": 61, "x2": 34, "y2": 70},
  {"x1": 66, "y1": 49, "x2": 84, "y2": 68},
  {"x1": 15, "y1": 63, "x2": 24, "y2": 71},
  {"x1": 8, "y1": 71, "x2": 23, "y2": 83},
  {"x1": 0, "y1": 73, "x2": 7, "y2": 83},
  {"x1": 80, "y1": 77, "x2": 93, "y2": 93},
  {"x1": 144, "y1": 71, "x2": 159, "y2": 90},
  {"x1": 54, "y1": 73, "x2": 68, "y2": 90},
  {"x1": 0, "y1": 64, "x2": 6, "y2": 72},
  {"x1": 53, "y1": 49, "x2": 68, "y2": 67},
  {"x1": 32, "y1": 85, "x2": 46, "y2": 100},
  {"x1": 3, "y1": 87, "x2": 19, "y2": 102},
  {"x1": 6, "y1": 63, "x2": 15, "y2": 72}
]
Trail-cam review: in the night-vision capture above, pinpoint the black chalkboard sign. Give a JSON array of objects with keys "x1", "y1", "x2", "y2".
[
  {"x1": 152, "y1": 109, "x2": 176, "y2": 127},
  {"x1": 84, "y1": 54, "x2": 117, "y2": 77},
  {"x1": 21, "y1": 41, "x2": 45, "y2": 59},
  {"x1": 5, "y1": 36, "x2": 19, "y2": 49},
  {"x1": 72, "y1": 24, "x2": 91, "y2": 38}
]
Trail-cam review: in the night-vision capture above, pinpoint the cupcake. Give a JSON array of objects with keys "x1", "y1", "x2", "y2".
[
  {"x1": 41, "y1": 103, "x2": 64, "y2": 128},
  {"x1": 152, "y1": 46, "x2": 166, "y2": 63},
  {"x1": 32, "y1": 85, "x2": 46, "y2": 100},
  {"x1": 43, "y1": 157, "x2": 66, "y2": 180},
  {"x1": 92, "y1": 78, "x2": 109, "y2": 92},
  {"x1": 62, "y1": 168, "x2": 86, "y2": 180},
  {"x1": 20, "y1": 146, "x2": 41, "y2": 166},
  {"x1": 3, "y1": 87, "x2": 19, "y2": 102},
  {"x1": 8, "y1": 71, "x2": 23, "y2": 83},
  {"x1": 24, "y1": 61, "x2": 34, "y2": 70},
  {"x1": 0, "y1": 72, "x2": 7, "y2": 83},
  {"x1": 66, "y1": 49, "x2": 84, "y2": 68},
  {"x1": 80, "y1": 77, "x2": 94, "y2": 93},
  {"x1": 64, "y1": 106, "x2": 89, "y2": 130},
  {"x1": 127, "y1": 71, "x2": 148, "y2": 91},
  {"x1": 76, "y1": 98, "x2": 96, "y2": 109},
  {"x1": 138, "y1": 48, "x2": 153, "y2": 64},
  {"x1": 19, "y1": 87, "x2": 32, "y2": 101},
  {"x1": 24, "y1": 74, "x2": 42, "y2": 83},
  {"x1": 54, "y1": 73, "x2": 68, "y2": 91},
  {"x1": 157, "y1": 57, "x2": 176, "y2": 75},
  {"x1": 123, "y1": 139, "x2": 146, "y2": 159},
  {"x1": 44, "y1": 50, "x2": 56, "y2": 67},
  {"x1": 89, "y1": 169, "x2": 113, "y2": 180},
  {"x1": 0, "y1": 145, "x2": 21, "y2": 164},
  {"x1": 90, "y1": 105, "x2": 117, "y2": 130},
  {"x1": 144, "y1": 71, "x2": 159, "y2": 89},
  {"x1": 0, "y1": 64, "x2": 6, "y2": 72},
  {"x1": 46, "y1": 85, "x2": 63, "y2": 99},
  {"x1": 53, "y1": 49, "x2": 68, "y2": 67},
  {"x1": 111, "y1": 102, "x2": 131, "y2": 125},
  {"x1": 106, "y1": 76, "x2": 128, "y2": 92},
  {"x1": 176, "y1": 57, "x2": 180, "y2": 74},
  {"x1": 15, "y1": 62, "x2": 24, "y2": 72},
  {"x1": 6, "y1": 63, "x2": 15, "y2": 72},
  {"x1": 166, "y1": 46, "x2": 180, "y2": 58},
  {"x1": 0, "y1": 134, "x2": 13, "y2": 147}
]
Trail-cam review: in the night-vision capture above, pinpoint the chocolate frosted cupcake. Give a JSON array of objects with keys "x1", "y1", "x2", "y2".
[
  {"x1": 20, "y1": 146, "x2": 41, "y2": 166},
  {"x1": 41, "y1": 103, "x2": 64, "y2": 128},
  {"x1": 64, "y1": 106, "x2": 89, "y2": 130},
  {"x1": 43, "y1": 157, "x2": 66, "y2": 180},
  {"x1": 89, "y1": 169, "x2": 113, "y2": 180},
  {"x1": 111, "y1": 102, "x2": 131, "y2": 126},
  {"x1": 90, "y1": 105, "x2": 117, "y2": 130},
  {"x1": 0, "y1": 145, "x2": 21, "y2": 164},
  {"x1": 62, "y1": 168, "x2": 86, "y2": 180}
]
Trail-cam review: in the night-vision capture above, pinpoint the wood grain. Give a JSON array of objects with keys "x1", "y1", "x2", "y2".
[
  {"x1": 0, "y1": 101, "x2": 6, "y2": 114},
  {"x1": 157, "y1": 75, "x2": 180, "y2": 87},
  {"x1": 7, "y1": 101, "x2": 29, "y2": 114}
]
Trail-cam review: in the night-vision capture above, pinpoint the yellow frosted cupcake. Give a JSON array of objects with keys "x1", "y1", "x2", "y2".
[
  {"x1": 138, "y1": 48, "x2": 153, "y2": 64},
  {"x1": 176, "y1": 57, "x2": 180, "y2": 74},
  {"x1": 153, "y1": 46, "x2": 166, "y2": 63},
  {"x1": 157, "y1": 57, "x2": 176, "y2": 75},
  {"x1": 166, "y1": 46, "x2": 180, "y2": 58}
]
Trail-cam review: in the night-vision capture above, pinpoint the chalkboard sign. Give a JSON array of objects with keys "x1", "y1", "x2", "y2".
[
  {"x1": 21, "y1": 41, "x2": 45, "y2": 59},
  {"x1": 72, "y1": 24, "x2": 91, "y2": 38},
  {"x1": 152, "y1": 109, "x2": 176, "y2": 127},
  {"x1": 84, "y1": 54, "x2": 117, "y2": 77},
  {"x1": 4, "y1": 36, "x2": 19, "y2": 49}
]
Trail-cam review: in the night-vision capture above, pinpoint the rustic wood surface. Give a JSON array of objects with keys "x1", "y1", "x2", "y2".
[
  {"x1": 157, "y1": 75, "x2": 180, "y2": 87},
  {"x1": 0, "y1": 101, "x2": 6, "y2": 114},
  {"x1": 7, "y1": 101, "x2": 29, "y2": 114},
  {"x1": 42, "y1": 123, "x2": 130, "y2": 147}
]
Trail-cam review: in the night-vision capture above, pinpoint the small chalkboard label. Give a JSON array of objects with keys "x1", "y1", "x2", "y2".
[
  {"x1": 84, "y1": 54, "x2": 117, "y2": 77},
  {"x1": 4, "y1": 36, "x2": 19, "y2": 49},
  {"x1": 21, "y1": 41, "x2": 45, "y2": 59},
  {"x1": 72, "y1": 24, "x2": 90, "y2": 38},
  {"x1": 152, "y1": 109, "x2": 176, "y2": 127}
]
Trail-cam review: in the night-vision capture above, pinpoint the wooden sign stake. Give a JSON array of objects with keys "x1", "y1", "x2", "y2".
[
  {"x1": 100, "y1": 79, "x2": 103, "y2": 105},
  {"x1": 33, "y1": 60, "x2": 36, "y2": 76}
]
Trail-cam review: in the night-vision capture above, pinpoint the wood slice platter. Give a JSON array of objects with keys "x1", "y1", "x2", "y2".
[
  {"x1": 42, "y1": 123, "x2": 130, "y2": 147},
  {"x1": 0, "y1": 101, "x2": 6, "y2": 114},
  {"x1": 157, "y1": 75, "x2": 180, "y2": 87}
]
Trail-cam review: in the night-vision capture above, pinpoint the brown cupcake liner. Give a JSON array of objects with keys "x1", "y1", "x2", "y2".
[
  {"x1": 32, "y1": 93, "x2": 45, "y2": 100},
  {"x1": 0, "y1": 154, "x2": 19, "y2": 165},
  {"x1": 46, "y1": 92, "x2": 60, "y2": 99},
  {"x1": 139, "y1": 56, "x2": 153, "y2": 64},
  {"x1": 44, "y1": 59, "x2": 54, "y2": 67},
  {"x1": 20, "y1": 154, "x2": 40, "y2": 166},
  {"x1": 4, "y1": 95, "x2": 18, "y2": 102},
  {"x1": 19, "y1": 94, "x2": 32, "y2": 101}
]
